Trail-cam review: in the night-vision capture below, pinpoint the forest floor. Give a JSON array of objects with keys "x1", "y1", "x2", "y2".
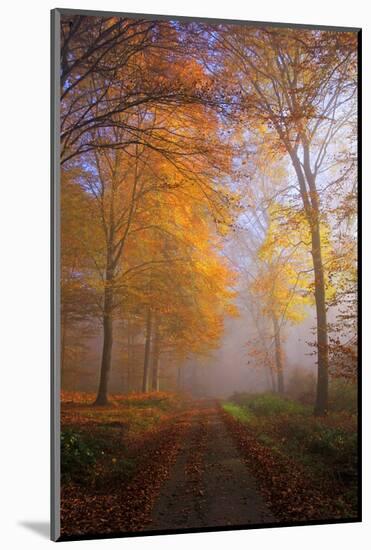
[
  {"x1": 59, "y1": 391, "x2": 358, "y2": 540},
  {"x1": 149, "y1": 401, "x2": 275, "y2": 531}
]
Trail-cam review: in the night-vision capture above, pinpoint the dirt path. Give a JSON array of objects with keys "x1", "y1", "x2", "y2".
[{"x1": 149, "y1": 401, "x2": 276, "y2": 531}]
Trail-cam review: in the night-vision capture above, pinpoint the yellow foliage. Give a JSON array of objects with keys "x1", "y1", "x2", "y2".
[{"x1": 251, "y1": 202, "x2": 336, "y2": 324}]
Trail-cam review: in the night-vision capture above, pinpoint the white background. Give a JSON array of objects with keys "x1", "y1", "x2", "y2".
[{"x1": 0, "y1": 0, "x2": 368, "y2": 548}]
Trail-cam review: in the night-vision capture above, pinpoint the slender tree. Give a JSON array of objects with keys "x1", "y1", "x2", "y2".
[{"x1": 217, "y1": 28, "x2": 357, "y2": 414}]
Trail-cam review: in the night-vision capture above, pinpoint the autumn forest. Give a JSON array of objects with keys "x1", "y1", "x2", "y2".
[{"x1": 57, "y1": 12, "x2": 359, "y2": 539}]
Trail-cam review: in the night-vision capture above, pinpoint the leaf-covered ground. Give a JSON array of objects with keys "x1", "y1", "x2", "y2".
[
  {"x1": 60, "y1": 391, "x2": 358, "y2": 539},
  {"x1": 150, "y1": 402, "x2": 275, "y2": 531},
  {"x1": 60, "y1": 391, "x2": 193, "y2": 538},
  {"x1": 221, "y1": 393, "x2": 358, "y2": 522}
]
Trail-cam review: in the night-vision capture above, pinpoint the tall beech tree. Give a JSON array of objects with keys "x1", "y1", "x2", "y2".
[
  {"x1": 61, "y1": 15, "x2": 237, "y2": 404},
  {"x1": 217, "y1": 28, "x2": 357, "y2": 414},
  {"x1": 131, "y1": 161, "x2": 238, "y2": 393},
  {"x1": 71, "y1": 99, "x2": 237, "y2": 404}
]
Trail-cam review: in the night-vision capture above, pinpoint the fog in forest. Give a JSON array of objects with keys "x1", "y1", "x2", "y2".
[
  {"x1": 62, "y1": 193, "x2": 354, "y2": 399},
  {"x1": 63, "y1": 221, "x2": 339, "y2": 399},
  {"x1": 60, "y1": 17, "x2": 357, "y2": 413},
  {"x1": 58, "y1": 16, "x2": 359, "y2": 537}
]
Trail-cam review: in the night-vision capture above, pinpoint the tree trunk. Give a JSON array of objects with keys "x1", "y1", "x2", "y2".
[
  {"x1": 151, "y1": 320, "x2": 160, "y2": 391},
  {"x1": 311, "y1": 223, "x2": 329, "y2": 416},
  {"x1": 272, "y1": 314, "x2": 284, "y2": 394},
  {"x1": 290, "y1": 151, "x2": 329, "y2": 415},
  {"x1": 142, "y1": 307, "x2": 152, "y2": 393},
  {"x1": 94, "y1": 280, "x2": 114, "y2": 405}
]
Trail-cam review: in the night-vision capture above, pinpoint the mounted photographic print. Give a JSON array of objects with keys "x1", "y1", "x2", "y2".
[{"x1": 51, "y1": 8, "x2": 361, "y2": 541}]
